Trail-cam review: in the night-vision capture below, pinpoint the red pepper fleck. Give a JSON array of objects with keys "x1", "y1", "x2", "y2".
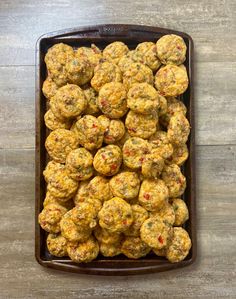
[
  {"x1": 111, "y1": 164, "x2": 117, "y2": 171},
  {"x1": 101, "y1": 154, "x2": 106, "y2": 159},
  {"x1": 101, "y1": 99, "x2": 107, "y2": 107},
  {"x1": 124, "y1": 149, "x2": 131, "y2": 156},
  {"x1": 139, "y1": 157, "x2": 145, "y2": 163},
  {"x1": 123, "y1": 219, "x2": 127, "y2": 225},
  {"x1": 158, "y1": 235, "x2": 164, "y2": 244},
  {"x1": 143, "y1": 193, "x2": 150, "y2": 200},
  {"x1": 92, "y1": 123, "x2": 97, "y2": 129},
  {"x1": 176, "y1": 45, "x2": 182, "y2": 50},
  {"x1": 129, "y1": 127, "x2": 136, "y2": 133}
]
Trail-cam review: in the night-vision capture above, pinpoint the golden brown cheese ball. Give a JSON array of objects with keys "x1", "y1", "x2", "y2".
[
  {"x1": 127, "y1": 83, "x2": 159, "y2": 114},
  {"x1": 156, "y1": 34, "x2": 187, "y2": 65},
  {"x1": 83, "y1": 87, "x2": 100, "y2": 115},
  {"x1": 98, "y1": 197, "x2": 133, "y2": 233},
  {"x1": 42, "y1": 77, "x2": 58, "y2": 100},
  {"x1": 166, "y1": 143, "x2": 189, "y2": 166},
  {"x1": 109, "y1": 171, "x2": 140, "y2": 200},
  {"x1": 47, "y1": 168, "x2": 78, "y2": 201},
  {"x1": 60, "y1": 210, "x2": 92, "y2": 242},
  {"x1": 66, "y1": 148, "x2": 93, "y2": 181},
  {"x1": 87, "y1": 176, "x2": 113, "y2": 202},
  {"x1": 141, "y1": 149, "x2": 164, "y2": 179},
  {"x1": 93, "y1": 145, "x2": 122, "y2": 176},
  {"x1": 166, "y1": 227, "x2": 191, "y2": 263},
  {"x1": 125, "y1": 110, "x2": 158, "y2": 139},
  {"x1": 167, "y1": 112, "x2": 190, "y2": 145},
  {"x1": 138, "y1": 179, "x2": 169, "y2": 212},
  {"x1": 50, "y1": 84, "x2": 87, "y2": 120},
  {"x1": 43, "y1": 160, "x2": 65, "y2": 183},
  {"x1": 124, "y1": 204, "x2": 148, "y2": 237},
  {"x1": 76, "y1": 44, "x2": 102, "y2": 69},
  {"x1": 99, "y1": 242, "x2": 122, "y2": 257},
  {"x1": 45, "y1": 129, "x2": 78, "y2": 163},
  {"x1": 149, "y1": 131, "x2": 173, "y2": 160},
  {"x1": 94, "y1": 226, "x2": 122, "y2": 245},
  {"x1": 65, "y1": 55, "x2": 93, "y2": 86},
  {"x1": 160, "y1": 97, "x2": 187, "y2": 127},
  {"x1": 123, "y1": 62, "x2": 154, "y2": 90},
  {"x1": 155, "y1": 64, "x2": 189, "y2": 97},
  {"x1": 98, "y1": 115, "x2": 125, "y2": 144},
  {"x1": 140, "y1": 217, "x2": 173, "y2": 249},
  {"x1": 171, "y1": 198, "x2": 189, "y2": 226},
  {"x1": 133, "y1": 42, "x2": 161, "y2": 71},
  {"x1": 70, "y1": 203, "x2": 97, "y2": 229},
  {"x1": 103, "y1": 41, "x2": 129, "y2": 64},
  {"x1": 150, "y1": 202, "x2": 175, "y2": 226},
  {"x1": 91, "y1": 61, "x2": 122, "y2": 92},
  {"x1": 162, "y1": 164, "x2": 186, "y2": 198},
  {"x1": 97, "y1": 82, "x2": 128, "y2": 118},
  {"x1": 47, "y1": 233, "x2": 68, "y2": 257},
  {"x1": 44, "y1": 109, "x2": 71, "y2": 131},
  {"x1": 43, "y1": 191, "x2": 74, "y2": 210},
  {"x1": 122, "y1": 137, "x2": 151, "y2": 170},
  {"x1": 74, "y1": 115, "x2": 104, "y2": 150},
  {"x1": 67, "y1": 236, "x2": 99, "y2": 263},
  {"x1": 44, "y1": 43, "x2": 74, "y2": 86},
  {"x1": 38, "y1": 203, "x2": 67, "y2": 233},
  {"x1": 121, "y1": 236, "x2": 151, "y2": 259}
]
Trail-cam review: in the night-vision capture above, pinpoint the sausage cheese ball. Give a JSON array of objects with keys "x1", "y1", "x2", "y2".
[
  {"x1": 74, "y1": 115, "x2": 104, "y2": 150},
  {"x1": 124, "y1": 204, "x2": 148, "y2": 237},
  {"x1": 42, "y1": 77, "x2": 58, "y2": 100},
  {"x1": 50, "y1": 84, "x2": 87, "y2": 120},
  {"x1": 160, "y1": 97, "x2": 187, "y2": 127},
  {"x1": 123, "y1": 62, "x2": 154, "y2": 90},
  {"x1": 138, "y1": 179, "x2": 169, "y2": 211},
  {"x1": 149, "y1": 131, "x2": 173, "y2": 160},
  {"x1": 166, "y1": 143, "x2": 189, "y2": 166},
  {"x1": 38, "y1": 203, "x2": 68, "y2": 233},
  {"x1": 76, "y1": 44, "x2": 102, "y2": 69},
  {"x1": 87, "y1": 176, "x2": 113, "y2": 202},
  {"x1": 125, "y1": 110, "x2": 158, "y2": 139},
  {"x1": 83, "y1": 87, "x2": 100, "y2": 115},
  {"x1": 97, "y1": 82, "x2": 128, "y2": 118},
  {"x1": 133, "y1": 42, "x2": 161, "y2": 71},
  {"x1": 44, "y1": 109, "x2": 71, "y2": 131},
  {"x1": 127, "y1": 83, "x2": 159, "y2": 114},
  {"x1": 98, "y1": 197, "x2": 133, "y2": 233},
  {"x1": 93, "y1": 145, "x2": 122, "y2": 176},
  {"x1": 94, "y1": 226, "x2": 122, "y2": 245},
  {"x1": 156, "y1": 34, "x2": 187, "y2": 65},
  {"x1": 162, "y1": 164, "x2": 186, "y2": 198},
  {"x1": 121, "y1": 236, "x2": 151, "y2": 259},
  {"x1": 47, "y1": 233, "x2": 68, "y2": 257},
  {"x1": 66, "y1": 148, "x2": 93, "y2": 181},
  {"x1": 155, "y1": 64, "x2": 189, "y2": 97},
  {"x1": 65, "y1": 54, "x2": 93, "y2": 86},
  {"x1": 45, "y1": 129, "x2": 78, "y2": 163},
  {"x1": 109, "y1": 171, "x2": 140, "y2": 200},
  {"x1": 44, "y1": 43, "x2": 74, "y2": 86},
  {"x1": 122, "y1": 137, "x2": 151, "y2": 170},
  {"x1": 60, "y1": 210, "x2": 92, "y2": 242},
  {"x1": 99, "y1": 242, "x2": 122, "y2": 257},
  {"x1": 103, "y1": 41, "x2": 129, "y2": 64},
  {"x1": 150, "y1": 202, "x2": 175, "y2": 226},
  {"x1": 91, "y1": 61, "x2": 122, "y2": 92},
  {"x1": 140, "y1": 217, "x2": 173, "y2": 249},
  {"x1": 166, "y1": 227, "x2": 191, "y2": 263},
  {"x1": 98, "y1": 115, "x2": 125, "y2": 144},
  {"x1": 41, "y1": 37, "x2": 192, "y2": 263},
  {"x1": 171, "y1": 198, "x2": 189, "y2": 226},
  {"x1": 167, "y1": 112, "x2": 190, "y2": 145},
  {"x1": 67, "y1": 236, "x2": 99, "y2": 263}
]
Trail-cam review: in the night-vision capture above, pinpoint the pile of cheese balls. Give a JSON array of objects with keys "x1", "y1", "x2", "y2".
[{"x1": 39, "y1": 34, "x2": 192, "y2": 264}]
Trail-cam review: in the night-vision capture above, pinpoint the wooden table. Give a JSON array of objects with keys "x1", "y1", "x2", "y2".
[{"x1": 0, "y1": 1, "x2": 235, "y2": 298}]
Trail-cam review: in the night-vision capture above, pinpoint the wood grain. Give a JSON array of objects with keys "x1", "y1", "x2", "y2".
[
  {"x1": 0, "y1": 146, "x2": 235, "y2": 298},
  {"x1": 0, "y1": 0, "x2": 235, "y2": 297}
]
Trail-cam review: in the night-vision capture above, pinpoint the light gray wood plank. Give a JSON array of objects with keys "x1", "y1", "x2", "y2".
[
  {"x1": 0, "y1": 0, "x2": 235, "y2": 65},
  {"x1": 0, "y1": 145, "x2": 235, "y2": 299},
  {"x1": 0, "y1": 63, "x2": 235, "y2": 149}
]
